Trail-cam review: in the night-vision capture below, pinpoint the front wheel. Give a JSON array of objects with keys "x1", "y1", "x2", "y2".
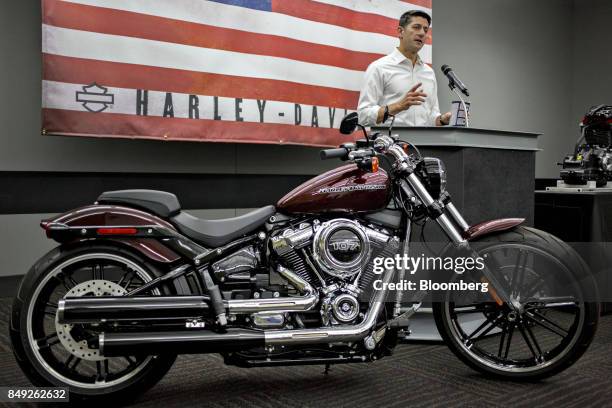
[
  {"x1": 433, "y1": 227, "x2": 599, "y2": 380},
  {"x1": 10, "y1": 244, "x2": 177, "y2": 402}
]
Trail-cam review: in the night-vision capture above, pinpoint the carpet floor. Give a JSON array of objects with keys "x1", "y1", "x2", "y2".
[{"x1": 1, "y1": 297, "x2": 611, "y2": 408}]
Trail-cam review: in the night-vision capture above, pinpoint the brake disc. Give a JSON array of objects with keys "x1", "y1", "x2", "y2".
[{"x1": 55, "y1": 280, "x2": 126, "y2": 361}]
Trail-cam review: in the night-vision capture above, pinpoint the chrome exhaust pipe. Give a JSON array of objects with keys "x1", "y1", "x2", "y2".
[
  {"x1": 225, "y1": 266, "x2": 317, "y2": 314},
  {"x1": 58, "y1": 266, "x2": 316, "y2": 325},
  {"x1": 98, "y1": 267, "x2": 397, "y2": 356},
  {"x1": 264, "y1": 265, "x2": 395, "y2": 346}
]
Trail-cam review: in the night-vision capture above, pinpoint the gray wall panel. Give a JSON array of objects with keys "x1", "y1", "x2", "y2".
[
  {"x1": 571, "y1": 0, "x2": 612, "y2": 132},
  {"x1": 432, "y1": 0, "x2": 574, "y2": 178}
]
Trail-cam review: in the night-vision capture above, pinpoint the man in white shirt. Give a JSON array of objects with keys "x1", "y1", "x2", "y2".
[{"x1": 358, "y1": 10, "x2": 451, "y2": 127}]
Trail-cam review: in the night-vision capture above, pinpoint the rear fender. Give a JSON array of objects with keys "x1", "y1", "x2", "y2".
[{"x1": 40, "y1": 205, "x2": 181, "y2": 264}]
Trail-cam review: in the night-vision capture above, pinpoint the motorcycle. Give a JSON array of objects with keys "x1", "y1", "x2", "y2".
[{"x1": 10, "y1": 113, "x2": 599, "y2": 401}]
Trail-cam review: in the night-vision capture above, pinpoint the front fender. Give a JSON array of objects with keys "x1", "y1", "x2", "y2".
[
  {"x1": 40, "y1": 205, "x2": 181, "y2": 264},
  {"x1": 462, "y1": 218, "x2": 525, "y2": 241}
]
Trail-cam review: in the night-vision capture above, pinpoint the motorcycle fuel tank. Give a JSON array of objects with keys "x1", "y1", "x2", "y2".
[{"x1": 277, "y1": 164, "x2": 391, "y2": 214}]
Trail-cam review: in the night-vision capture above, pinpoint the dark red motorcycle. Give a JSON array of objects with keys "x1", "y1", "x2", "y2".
[{"x1": 10, "y1": 113, "x2": 599, "y2": 401}]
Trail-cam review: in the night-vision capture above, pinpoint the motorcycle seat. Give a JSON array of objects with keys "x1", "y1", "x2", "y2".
[
  {"x1": 170, "y1": 206, "x2": 276, "y2": 247},
  {"x1": 97, "y1": 189, "x2": 181, "y2": 218}
]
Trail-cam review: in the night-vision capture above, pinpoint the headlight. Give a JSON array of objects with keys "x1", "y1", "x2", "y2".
[{"x1": 422, "y1": 157, "x2": 447, "y2": 199}]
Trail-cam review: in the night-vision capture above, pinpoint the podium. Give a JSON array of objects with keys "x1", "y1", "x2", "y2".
[{"x1": 375, "y1": 126, "x2": 541, "y2": 227}]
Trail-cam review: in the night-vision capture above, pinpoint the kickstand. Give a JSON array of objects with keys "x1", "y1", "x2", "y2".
[{"x1": 323, "y1": 363, "x2": 331, "y2": 375}]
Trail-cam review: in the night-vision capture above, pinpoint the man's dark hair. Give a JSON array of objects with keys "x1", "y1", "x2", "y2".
[{"x1": 399, "y1": 10, "x2": 431, "y2": 27}]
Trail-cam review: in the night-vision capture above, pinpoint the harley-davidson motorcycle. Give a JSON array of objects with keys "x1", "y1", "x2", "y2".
[{"x1": 11, "y1": 113, "x2": 599, "y2": 401}]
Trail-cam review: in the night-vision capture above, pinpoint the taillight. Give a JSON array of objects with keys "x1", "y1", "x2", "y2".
[{"x1": 97, "y1": 228, "x2": 138, "y2": 235}]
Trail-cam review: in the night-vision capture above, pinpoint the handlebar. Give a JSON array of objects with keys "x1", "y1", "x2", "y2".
[
  {"x1": 320, "y1": 148, "x2": 348, "y2": 160},
  {"x1": 320, "y1": 135, "x2": 415, "y2": 174}
]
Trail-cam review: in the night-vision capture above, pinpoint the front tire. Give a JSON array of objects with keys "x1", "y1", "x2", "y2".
[
  {"x1": 433, "y1": 226, "x2": 599, "y2": 380},
  {"x1": 10, "y1": 243, "x2": 177, "y2": 402}
]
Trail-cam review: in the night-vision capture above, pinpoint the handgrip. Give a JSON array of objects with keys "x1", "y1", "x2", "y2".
[{"x1": 320, "y1": 148, "x2": 348, "y2": 160}]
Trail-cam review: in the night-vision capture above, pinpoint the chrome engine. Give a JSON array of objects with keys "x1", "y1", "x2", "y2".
[
  {"x1": 211, "y1": 218, "x2": 398, "y2": 329},
  {"x1": 271, "y1": 219, "x2": 392, "y2": 282},
  {"x1": 270, "y1": 218, "x2": 398, "y2": 325}
]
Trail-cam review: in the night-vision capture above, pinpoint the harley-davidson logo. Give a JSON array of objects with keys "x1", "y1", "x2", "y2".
[
  {"x1": 76, "y1": 83, "x2": 114, "y2": 113},
  {"x1": 315, "y1": 185, "x2": 386, "y2": 195}
]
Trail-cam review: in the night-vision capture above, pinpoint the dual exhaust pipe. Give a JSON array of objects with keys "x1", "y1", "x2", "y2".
[
  {"x1": 59, "y1": 267, "x2": 396, "y2": 356},
  {"x1": 58, "y1": 266, "x2": 316, "y2": 325}
]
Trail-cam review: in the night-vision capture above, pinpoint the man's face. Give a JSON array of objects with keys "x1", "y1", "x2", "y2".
[{"x1": 398, "y1": 16, "x2": 430, "y2": 52}]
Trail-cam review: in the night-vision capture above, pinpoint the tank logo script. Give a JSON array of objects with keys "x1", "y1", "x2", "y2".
[{"x1": 315, "y1": 185, "x2": 386, "y2": 194}]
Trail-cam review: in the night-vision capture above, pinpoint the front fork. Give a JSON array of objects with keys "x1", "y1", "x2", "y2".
[{"x1": 400, "y1": 173, "x2": 515, "y2": 308}]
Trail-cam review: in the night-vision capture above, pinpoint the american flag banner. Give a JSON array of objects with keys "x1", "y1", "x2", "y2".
[{"x1": 42, "y1": 0, "x2": 433, "y2": 147}]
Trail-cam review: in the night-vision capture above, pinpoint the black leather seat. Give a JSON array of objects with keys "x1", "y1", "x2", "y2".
[
  {"x1": 170, "y1": 206, "x2": 276, "y2": 247},
  {"x1": 97, "y1": 190, "x2": 181, "y2": 218}
]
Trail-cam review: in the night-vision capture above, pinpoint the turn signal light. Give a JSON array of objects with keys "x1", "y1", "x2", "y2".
[
  {"x1": 402, "y1": 144, "x2": 410, "y2": 154},
  {"x1": 481, "y1": 277, "x2": 504, "y2": 306},
  {"x1": 371, "y1": 157, "x2": 379, "y2": 172},
  {"x1": 97, "y1": 228, "x2": 138, "y2": 235}
]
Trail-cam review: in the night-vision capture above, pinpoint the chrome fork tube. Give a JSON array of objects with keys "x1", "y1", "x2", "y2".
[
  {"x1": 394, "y1": 220, "x2": 411, "y2": 317},
  {"x1": 406, "y1": 173, "x2": 466, "y2": 245},
  {"x1": 445, "y1": 202, "x2": 470, "y2": 233}
]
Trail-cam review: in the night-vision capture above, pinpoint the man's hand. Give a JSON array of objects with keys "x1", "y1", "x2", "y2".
[
  {"x1": 389, "y1": 83, "x2": 427, "y2": 115},
  {"x1": 436, "y1": 111, "x2": 452, "y2": 126}
]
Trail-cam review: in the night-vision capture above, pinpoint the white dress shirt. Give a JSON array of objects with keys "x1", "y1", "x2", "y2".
[{"x1": 358, "y1": 48, "x2": 441, "y2": 127}]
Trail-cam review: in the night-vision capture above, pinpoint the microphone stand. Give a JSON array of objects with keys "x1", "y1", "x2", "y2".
[{"x1": 448, "y1": 82, "x2": 470, "y2": 128}]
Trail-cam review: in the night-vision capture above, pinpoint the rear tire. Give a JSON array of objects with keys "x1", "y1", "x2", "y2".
[
  {"x1": 10, "y1": 243, "x2": 177, "y2": 402},
  {"x1": 433, "y1": 227, "x2": 599, "y2": 380}
]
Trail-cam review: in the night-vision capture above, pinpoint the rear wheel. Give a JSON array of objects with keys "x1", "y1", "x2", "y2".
[
  {"x1": 10, "y1": 244, "x2": 177, "y2": 402},
  {"x1": 433, "y1": 227, "x2": 599, "y2": 380}
]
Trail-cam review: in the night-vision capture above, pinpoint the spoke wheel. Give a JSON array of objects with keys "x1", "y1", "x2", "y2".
[
  {"x1": 26, "y1": 253, "x2": 157, "y2": 389},
  {"x1": 433, "y1": 227, "x2": 599, "y2": 380},
  {"x1": 12, "y1": 245, "x2": 177, "y2": 401}
]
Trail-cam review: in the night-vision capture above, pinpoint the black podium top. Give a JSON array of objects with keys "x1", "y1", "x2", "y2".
[{"x1": 372, "y1": 127, "x2": 541, "y2": 151}]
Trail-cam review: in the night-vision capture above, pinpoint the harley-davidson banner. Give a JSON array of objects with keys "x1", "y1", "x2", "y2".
[{"x1": 41, "y1": 0, "x2": 433, "y2": 147}]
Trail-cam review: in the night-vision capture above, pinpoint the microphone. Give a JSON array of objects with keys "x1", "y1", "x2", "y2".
[{"x1": 441, "y1": 65, "x2": 470, "y2": 97}]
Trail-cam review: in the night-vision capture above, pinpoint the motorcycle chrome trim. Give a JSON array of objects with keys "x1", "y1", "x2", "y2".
[
  {"x1": 312, "y1": 219, "x2": 371, "y2": 280},
  {"x1": 436, "y1": 214, "x2": 467, "y2": 245},
  {"x1": 445, "y1": 202, "x2": 470, "y2": 232},
  {"x1": 403, "y1": 174, "x2": 466, "y2": 244},
  {"x1": 331, "y1": 293, "x2": 360, "y2": 323},
  {"x1": 394, "y1": 219, "x2": 412, "y2": 317},
  {"x1": 264, "y1": 263, "x2": 394, "y2": 346},
  {"x1": 365, "y1": 227, "x2": 392, "y2": 245},
  {"x1": 225, "y1": 266, "x2": 317, "y2": 314},
  {"x1": 251, "y1": 312, "x2": 286, "y2": 329},
  {"x1": 272, "y1": 225, "x2": 314, "y2": 250}
]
